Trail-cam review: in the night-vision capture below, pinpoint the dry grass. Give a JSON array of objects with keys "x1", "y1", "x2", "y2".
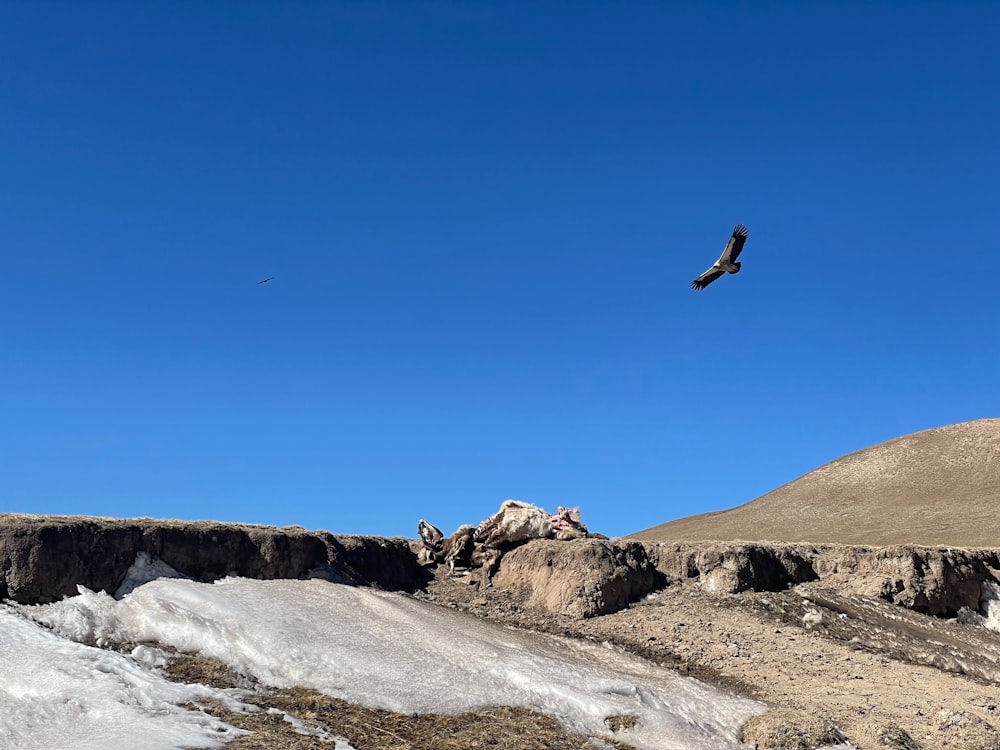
[
  {"x1": 632, "y1": 418, "x2": 1000, "y2": 547},
  {"x1": 165, "y1": 653, "x2": 253, "y2": 689},
  {"x1": 740, "y1": 708, "x2": 846, "y2": 750},
  {"x1": 168, "y1": 654, "x2": 639, "y2": 750},
  {"x1": 602, "y1": 715, "x2": 639, "y2": 733}
]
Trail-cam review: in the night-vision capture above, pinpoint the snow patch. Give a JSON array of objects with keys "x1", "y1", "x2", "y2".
[
  {"x1": 115, "y1": 551, "x2": 188, "y2": 598},
  {"x1": 264, "y1": 707, "x2": 356, "y2": 746},
  {"x1": 803, "y1": 609, "x2": 824, "y2": 628},
  {"x1": 21, "y1": 577, "x2": 764, "y2": 750},
  {"x1": 0, "y1": 606, "x2": 246, "y2": 750},
  {"x1": 981, "y1": 580, "x2": 1000, "y2": 633}
]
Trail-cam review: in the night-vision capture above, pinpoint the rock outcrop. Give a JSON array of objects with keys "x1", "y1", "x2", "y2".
[
  {"x1": 5, "y1": 514, "x2": 1000, "y2": 626},
  {"x1": 643, "y1": 541, "x2": 1000, "y2": 617},
  {"x1": 0, "y1": 514, "x2": 428, "y2": 604},
  {"x1": 491, "y1": 538, "x2": 663, "y2": 618},
  {"x1": 477, "y1": 539, "x2": 1000, "y2": 619}
]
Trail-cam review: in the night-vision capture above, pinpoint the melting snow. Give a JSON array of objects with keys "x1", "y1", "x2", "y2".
[
  {"x1": 10, "y1": 574, "x2": 767, "y2": 749},
  {"x1": 982, "y1": 580, "x2": 1000, "y2": 633},
  {"x1": 0, "y1": 606, "x2": 245, "y2": 750},
  {"x1": 114, "y1": 550, "x2": 188, "y2": 598}
]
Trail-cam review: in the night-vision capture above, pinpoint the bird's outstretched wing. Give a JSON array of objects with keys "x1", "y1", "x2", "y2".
[
  {"x1": 690, "y1": 223, "x2": 749, "y2": 290},
  {"x1": 257, "y1": 277, "x2": 274, "y2": 284},
  {"x1": 690, "y1": 266, "x2": 725, "y2": 290},
  {"x1": 720, "y1": 224, "x2": 749, "y2": 263}
]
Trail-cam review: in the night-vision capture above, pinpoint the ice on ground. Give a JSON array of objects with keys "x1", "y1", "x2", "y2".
[
  {"x1": 114, "y1": 551, "x2": 188, "y2": 598},
  {"x1": 982, "y1": 580, "x2": 1000, "y2": 633},
  {"x1": 23, "y1": 577, "x2": 764, "y2": 750},
  {"x1": 265, "y1": 707, "x2": 356, "y2": 747},
  {"x1": 0, "y1": 606, "x2": 245, "y2": 750}
]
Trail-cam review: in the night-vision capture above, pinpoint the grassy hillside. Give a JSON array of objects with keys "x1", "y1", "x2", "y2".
[{"x1": 632, "y1": 419, "x2": 1000, "y2": 547}]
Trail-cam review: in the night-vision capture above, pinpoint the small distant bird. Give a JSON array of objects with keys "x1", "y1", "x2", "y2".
[
  {"x1": 690, "y1": 224, "x2": 749, "y2": 291},
  {"x1": 257, "y1": 277, "x2": 274, "y2": 285}
]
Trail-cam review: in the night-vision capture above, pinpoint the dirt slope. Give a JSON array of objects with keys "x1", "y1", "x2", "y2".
[
  {"x1": 422, "y1": 556, "x2": 1000, "y2": 750},
  {"x1": 632, "y1": 418, "x2": 1000, "y2": 546}
]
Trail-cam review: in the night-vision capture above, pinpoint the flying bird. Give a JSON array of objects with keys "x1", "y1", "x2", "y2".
[
  {"x1": 690, "y1": 224, "x2": 749, "y2": 291},
  {"x1": 257, "y1": 277, "x2": 274, "y2": 285}
]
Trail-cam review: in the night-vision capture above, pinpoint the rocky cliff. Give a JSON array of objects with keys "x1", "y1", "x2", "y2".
[
  {"x1": 476, "y1": 538, "x2": 1000, "y2": 620},
  {"x1": 4, "y1": 513, "x2": 1000, "y2": 625},
  {"x1": 0, "y1": 513, "x2": 428, "y2": 604},
  {"x1": 644, "y1": 540, "x2": 1000, "y2": 618}
]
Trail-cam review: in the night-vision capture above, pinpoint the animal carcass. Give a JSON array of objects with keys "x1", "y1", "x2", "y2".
[
  {"x1": 417, "y1": 520, "x2": 477, "y2": 574},
  {"x1": 474, "y1": 500, "x2": 589, "y2": 548}
]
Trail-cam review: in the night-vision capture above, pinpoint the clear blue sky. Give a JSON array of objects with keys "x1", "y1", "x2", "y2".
[{"x1": 3, "y1": 2, "x2": 998, "y2": 539}]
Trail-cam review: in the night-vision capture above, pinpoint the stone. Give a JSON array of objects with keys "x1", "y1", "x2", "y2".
[{"x1": 490, "y1": 538, "x2": 664, "y2": 618}]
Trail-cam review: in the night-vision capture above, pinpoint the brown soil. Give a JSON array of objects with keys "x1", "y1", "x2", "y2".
[
  {"x1": 633, "y1": 418, "x2": 1000, "y2": 547},
  {"x1": 415, "y1": 567, "x2": 1000, "y2": 750}
]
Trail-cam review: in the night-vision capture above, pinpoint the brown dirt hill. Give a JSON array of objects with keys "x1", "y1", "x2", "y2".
[{"x1": 631, "y1": 418, "x2": 1000, "y2": 547}]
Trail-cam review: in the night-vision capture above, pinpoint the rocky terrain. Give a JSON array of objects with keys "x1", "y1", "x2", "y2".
[
  {"x1": 421, "y1": 538, "x2": 1000, "y2": 749},
  {"x1": 5, "y1": 513, "x2": 1000, "y2": 749}
]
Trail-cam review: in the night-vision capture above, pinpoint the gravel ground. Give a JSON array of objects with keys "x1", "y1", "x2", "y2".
[{"x1": 416, "y1": 568, "x2": 1000, "y2": 750}]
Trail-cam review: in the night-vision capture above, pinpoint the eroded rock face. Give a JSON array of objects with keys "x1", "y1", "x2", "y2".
[
  {"x1": 642, "y1": 541, "x2": 1000, "y2": 617},
  {"x1": 0, "y1": 514, "x2": 429, "y2": 604},
  {"x1": 491, "y1": 538, "x2": 664, "y2": 618},
  {"x1": 646, "y1": 542, "x2": 819, "y2": 594},
  {"x1": 5, "y1": 514, "x2": 1000, "y2": 624}
]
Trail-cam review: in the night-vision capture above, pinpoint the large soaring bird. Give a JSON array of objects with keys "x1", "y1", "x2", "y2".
[{"x1": 690, "y1": 224, "x2": 749, "y2": 291}]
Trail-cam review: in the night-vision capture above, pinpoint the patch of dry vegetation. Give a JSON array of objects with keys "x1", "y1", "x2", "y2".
[
  {"x1": 739, "y1": 708, "x2": 846, "y2": 750},
  {"x1": 168, "y1": 653, "x2": 639, "y2": 750},
  {"x1": 165, "y1": 652, "x2": 253, "y2": 689},
  {"x1": 632, "y1": 418, "x2": 1000, "y2": 547}
]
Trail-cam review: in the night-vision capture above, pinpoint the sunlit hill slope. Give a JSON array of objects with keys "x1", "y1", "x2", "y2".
[{"x1": 632, "y1": 419, "x2": 1000, "y2": 547}]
